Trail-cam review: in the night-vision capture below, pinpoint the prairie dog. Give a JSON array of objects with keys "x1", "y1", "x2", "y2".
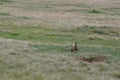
[{"x1": 71, "y1": 42, "x2": 78, "y2": 52}]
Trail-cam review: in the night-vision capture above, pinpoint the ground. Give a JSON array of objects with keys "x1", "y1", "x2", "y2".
[{"x1": 0, "y1": 0, "x2": 120, "y2": 80}]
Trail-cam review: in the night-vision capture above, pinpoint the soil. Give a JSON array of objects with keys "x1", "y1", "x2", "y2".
[{"x1": 76, "y1": 56, "x2": 105, "y2": 63}]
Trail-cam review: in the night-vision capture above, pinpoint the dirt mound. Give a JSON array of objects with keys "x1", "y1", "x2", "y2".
[{"x1": 76, "y1": 56, "x2": 105, "y2": 63}]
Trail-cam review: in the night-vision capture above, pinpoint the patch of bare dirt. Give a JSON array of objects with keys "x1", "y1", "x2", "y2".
[{"x1": 76, "y1": 56, "x2": 105, "y2": 63}]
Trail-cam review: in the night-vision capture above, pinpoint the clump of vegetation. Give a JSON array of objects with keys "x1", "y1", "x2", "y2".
[
  {"x1": 45, "y1": 4, "x2": 48, "y2": 8},
  {"x1": 20, "y1": 16, "x2": 29, "y2": 19},
  {"x1": 0, "y1": 2, "x2": 3, "y2": 5},
  {"x1": 10, "y1": 32, "x2": 20, "y2": 36},
  {"x1": 88, "y1": 36, "x2": 102, "y2": 40},
  {"x1": 0, "y1": 12, "x2": 10, "y2": 16},
  {"x1": 89, "y1": 8, "x2": 100, "y2": 13},
  {"x1": 114, "y1": 71, "x2": 120, "y2": 78}
]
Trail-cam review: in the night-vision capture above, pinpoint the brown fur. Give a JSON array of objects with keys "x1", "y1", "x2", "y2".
[{"x1": 71, "y1": 42, "x2": 78, "y2": 52}]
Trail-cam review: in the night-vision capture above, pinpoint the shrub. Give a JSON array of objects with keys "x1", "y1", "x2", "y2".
[{"x1": 89, "y1": 8, "x2": 100, "y2": 13}]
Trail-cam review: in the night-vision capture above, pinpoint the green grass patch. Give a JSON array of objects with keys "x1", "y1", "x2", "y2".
[
  {"x1": 102, "y1": 7, "x2": 120, "y2": 12},
  {"x1": 52, "y1": 3, "x2": 89, "y2": 8},
  {"x1": 0, "y1": 24, "x2": 76, "y2": 43},
  {"x1": 30, "y1": 44, "x2": 66, "y2": 53},
  {"x1": 0, "y1": 24, "x2": 120, "y2": 47},
  {"x1": 0, "y1": 0, "x2": 11, "y2": 2},
  {"x1": 70, "y1": 25, "x2": 120, "y2": 37},
  {"x1": 0, "y1": 12, "x2": 10, "y2": 16},
  {"x1": 29, "y1": 43, "x2": 120, "y2": 58},
  {"x1": 10, "y1": 32, "x2": 20, "y2": 36},
  {"x1": 63, "y1": 9, "x2": 86, "y2": 13}
]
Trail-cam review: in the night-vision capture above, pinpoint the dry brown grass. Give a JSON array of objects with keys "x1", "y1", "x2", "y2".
[
  {"x1": 0, "y1": 38, "x2": 120, "y2": 80},
  {"x1": 0, "y1": 0, "x2": 119, "y2": 28}
]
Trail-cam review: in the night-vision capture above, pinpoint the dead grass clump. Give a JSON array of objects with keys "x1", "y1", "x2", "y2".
[
  {"x1": 92, "y1": 27, "x2": 120, "y2": 37},
  {"x1": 3, "y1": 29, "x2": 12, "y2": 33},
  {"x1": 114, "y1": 71, "x2": 120, "y2": 78},
  {"x1": 88, "y1": 35, "x2": 103, "y2": 40},
  {"x1": 0, "y1": 2, "x2": 3, "y2": 5},
  {"x1": 9, "y1": 52, "x2": 18, "y2": 55},
  {"x1": 76, "y1": 56, "x2": 105, "y2": 63}
]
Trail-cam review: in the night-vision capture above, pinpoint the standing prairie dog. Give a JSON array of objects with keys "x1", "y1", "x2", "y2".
[{"x1": 71, "y1": 42, "x2": 78, "y2": 52}]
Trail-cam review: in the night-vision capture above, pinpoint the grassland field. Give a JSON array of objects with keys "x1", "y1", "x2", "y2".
[{"x1": 0, "y1": 0, "x2": 120, "y2": 80}]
